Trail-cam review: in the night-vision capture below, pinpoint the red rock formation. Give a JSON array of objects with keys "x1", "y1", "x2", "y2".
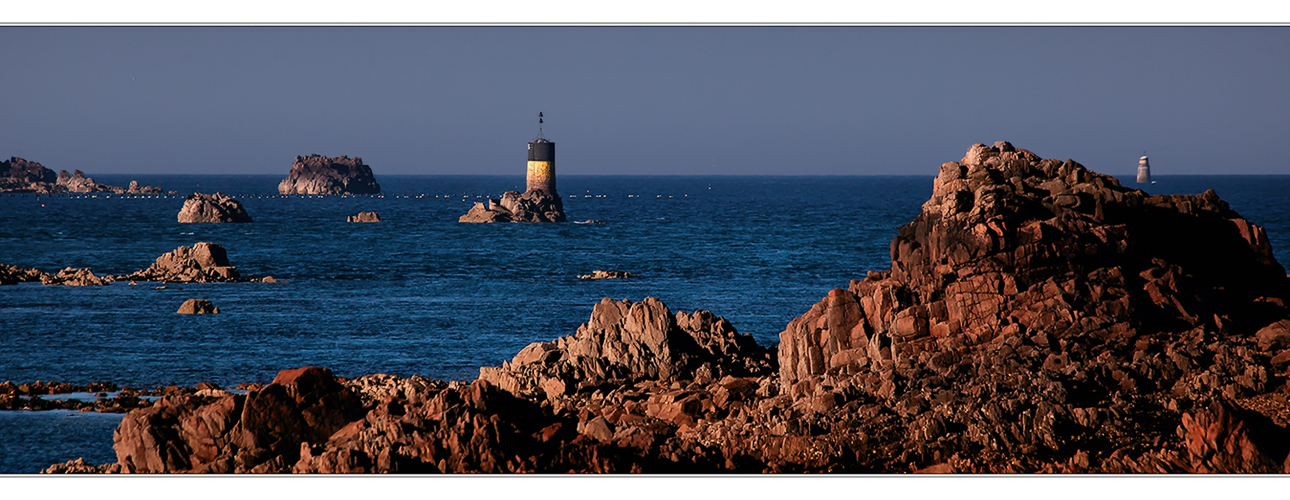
[{"x1": 278, "y1": 155, "x2": 380, "y2": 195}]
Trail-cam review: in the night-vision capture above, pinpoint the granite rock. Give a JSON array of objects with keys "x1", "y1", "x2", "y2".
[
  {"x1": 177, "y1": 192, "x2": 253, "y2": 223},
  {"x1": 278, "y1": 155, "x2": 380, "y2": 195}
]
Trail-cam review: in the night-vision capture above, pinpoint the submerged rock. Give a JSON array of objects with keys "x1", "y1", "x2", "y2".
[
  {"x1": 347, "y1": 211, "x2": 381, "y2": 223},
  {"x1": 278, "y1": 155, "x2": 380, "y2": 195},
  {"x1": 578, "y1": 270, "x2": 633, "y2": 279},
  {"x1": 177, "y1": 192, "x2": 252, "y2": 223},
  {"x1": 177, "y1": 298, "x2": 219, "y2": 314}
]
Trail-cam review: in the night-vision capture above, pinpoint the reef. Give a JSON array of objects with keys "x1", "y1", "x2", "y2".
[
  {"x1": 4, "y1": 242, "x2": 272, "y2": 286},
  {"x1": 44, "y1": 142, "x2": 1290, "y2": 473},
  {"x1": 278, "y1": 155, "x2": 380, "y2": 195},
  {"x1": 0, "y1": 157, "x2": 163, "y2": 194}
]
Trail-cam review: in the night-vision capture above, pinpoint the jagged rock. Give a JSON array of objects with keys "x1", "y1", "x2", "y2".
[
  {"x1": 113, "y1": 366, "x2": 364, "y2": 473},
  {"x1": 117, "y1": 242, "x2": 244, "y2": 283},
  {"x1": 41, "y1": 267, "x2": 109, "y2": 286},
  {"x1": 278, "y1": 155, "x2": 380, "y2": 195},
  {"x1": 347, "y1": 212, "x2": 381, "y2": 223},
  {"x1": 0, "y1": 263, "x2": 48, "y2": 285},
  {"x1": 0, "y1": 157, "x2": 57, "y2": 192},
  {"x1": 459, "y1": 189, "x2": 565, "y2": 223},
  {"x1": 177, "y1": 192, "x2": 252, "y2": 223},
  {"x1": 177, "y1": 299, "x2": 219, "y2": 314},
  {"x1": 479, "y1": 297, "x2": 774, "y2": 400},
  {"x1": 579, "y1": 270, "x2": 633, "y2": 279}
]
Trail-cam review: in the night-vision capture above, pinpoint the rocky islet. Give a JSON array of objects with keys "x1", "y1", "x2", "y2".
[
  {"x1": 278, "y1": 155, "x2": 381, "y2": 195},
  {"x1": 177, "y1": 192, "x2": 253, "y2": 223},
  {"x1": 35, "y1": 142, "x2": 1290, "y2": 474}
]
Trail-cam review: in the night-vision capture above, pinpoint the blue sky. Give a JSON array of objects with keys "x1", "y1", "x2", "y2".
[{"x1": 2, "y1": 27, "x2": 1288, "y2": 176}]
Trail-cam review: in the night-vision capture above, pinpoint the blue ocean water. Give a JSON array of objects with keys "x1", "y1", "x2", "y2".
[{"x1": 1, "y1": 174, "x2": 1288, "y2": 473}]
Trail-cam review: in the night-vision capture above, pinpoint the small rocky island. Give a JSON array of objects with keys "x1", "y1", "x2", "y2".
[
  {"x1": 1, "y1": 157, "x2": 163, "y2": 194},
  {"x1": 46, "y1": 142, "x2": 1290, "y2": 474},
  {"x1": 460, "y1": 137, "x2": 566, "y2": 223},
  {"x1": 278, "y1": 155, "x2": 380, "y2": 195},
  {"x1": 177, "y1": 192, "x2": 252, "y2": 223}
]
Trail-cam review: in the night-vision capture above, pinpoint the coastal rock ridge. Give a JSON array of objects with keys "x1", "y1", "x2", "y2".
[{"x1": 278, "y1": 155, "x2": 380, "y2": 195}]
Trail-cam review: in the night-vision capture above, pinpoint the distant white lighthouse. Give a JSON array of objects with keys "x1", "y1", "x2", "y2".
[{"x1": 1136, "y1": 155, "x2": 1151, "y2": 184}]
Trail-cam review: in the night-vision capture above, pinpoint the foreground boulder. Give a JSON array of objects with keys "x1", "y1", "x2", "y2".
[
  {"x1": 459, "y1": 190, "x2": 565, "y2": 223},
  {"x1": 347, "y1": 211, "x2": 381, "y2": 223},
  {"x1": 177, "y1": 192, "x2": 252, "y2": 223},
  {"x1": 177, "y1": 299, "x2": 219, "y2": 314},
  {"x1": 278, "y1": 155, "x2": 380, "y2": 195},
  {"x1": 112, "y1": 367, "x2": 364, "y2": 473}
]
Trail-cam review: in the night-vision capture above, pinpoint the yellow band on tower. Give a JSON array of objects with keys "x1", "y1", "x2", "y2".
[{"x1": 527, "y1": 161, "x2": 555, "y2": 192}]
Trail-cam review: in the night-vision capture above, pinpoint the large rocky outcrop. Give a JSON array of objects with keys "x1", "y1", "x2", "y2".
[
  {"x1": 459, "y1": 189, "x2": 565, "y2": 223},
  {"x1": 278, "y1": 155, "x2": 380, "y2": 195},
  {"x1": 480, "y1": 297, "x2": 774, "y2": 402},
  {"x1": 177, "y1": 193, "x2": 253, "y2": 223}
]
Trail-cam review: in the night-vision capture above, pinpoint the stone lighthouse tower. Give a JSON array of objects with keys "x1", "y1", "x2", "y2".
[
  {"x1": 1136, "y1": 155, "x2": 1151, "y2": 184},
  {"x1": 526, "y1": 112, "x2": 556, "y2": 194}
]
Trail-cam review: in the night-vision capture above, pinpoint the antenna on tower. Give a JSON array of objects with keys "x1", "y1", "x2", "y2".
[{"x1": 538, "y1": 112, "x2": 544, "y2": 139}]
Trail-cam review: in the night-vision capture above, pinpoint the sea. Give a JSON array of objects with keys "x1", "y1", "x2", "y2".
[{"x1": 2, "y1": 174, "x2": 1288, "y2": 473}]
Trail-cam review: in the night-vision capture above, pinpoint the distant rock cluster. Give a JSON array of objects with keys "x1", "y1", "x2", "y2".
[
  {"x1": 278, "y1": 155, "x2": 380, "y2": 195},
  {"x1": 459, "y1": 189, "x2": 566, "y2": 223},
  {"x1": 0, "y1": 157, "x2": 164, "y2": 194},
  {"x1": 177, "y1": 192, "x2": 253, "y2": 223}
]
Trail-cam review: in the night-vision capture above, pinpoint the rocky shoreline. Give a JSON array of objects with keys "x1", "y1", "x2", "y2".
[{"x1": 30, "y1": 142, "x2": 1290, "y2": 474}]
